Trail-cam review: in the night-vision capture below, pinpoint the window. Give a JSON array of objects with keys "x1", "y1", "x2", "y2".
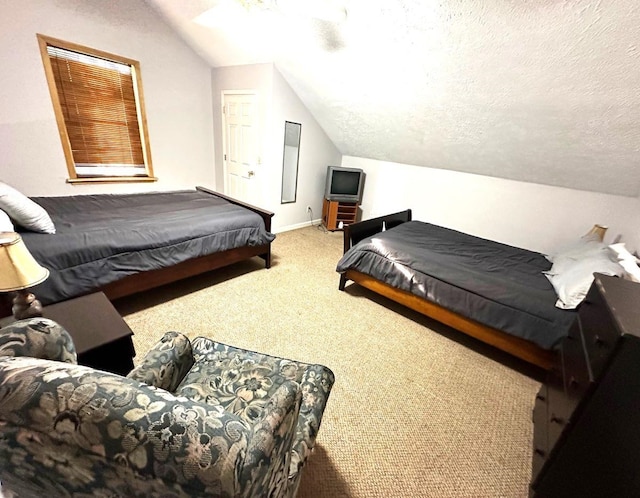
[{"x1": 37, "y1": 34, "x2": 155, "y2": 183}]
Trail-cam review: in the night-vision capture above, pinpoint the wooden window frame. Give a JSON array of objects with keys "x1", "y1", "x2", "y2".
[{"x1": 37, "y1": 34, "x2": 156, "y2": 184}]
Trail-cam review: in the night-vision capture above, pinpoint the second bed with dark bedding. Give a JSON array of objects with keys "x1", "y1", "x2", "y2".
[
  {"x1": 337, "y1": 219, "x2": 576, "y2": 351},
  {"x1": 334, "y1": 210, "x2": 597, "y2": 369}
]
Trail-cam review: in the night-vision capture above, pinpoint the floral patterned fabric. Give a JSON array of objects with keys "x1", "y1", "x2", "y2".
[
  {"x1": 178, "y1": 338, "x2": 336, "y2": 493},
  {"x1": 0, "y1": 323, "x2": 334, "y2": 498},
  {"x1": 127, "y1": 331, "x2": 194, "y2": 392},
  {"x1": 0, "y1": 317, "x2": 76, "y2": 363}
]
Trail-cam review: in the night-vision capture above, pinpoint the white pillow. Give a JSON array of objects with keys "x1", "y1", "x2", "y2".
[
  {"x1": 609, "y1": 242, "x2": 637, "y2": 261},
  {"x1": 545, "y1": 241, "x2": 607, "y2": 276},
  {"x1": 609, "y1": 243, "x2": 640, "y2": 283},
  {"x1": 546, "y1": 251, "x2": 624, "y2": 309},
  {"x1": 0, "y1": 209, "x2": 14, "y2": 232},
  {"x1": 0, "y1": 182, "x2": 55, "y2": 234}
]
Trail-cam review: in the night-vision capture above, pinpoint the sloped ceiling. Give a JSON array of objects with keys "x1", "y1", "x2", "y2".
[{"x1": 145, "y1": 0, "x2": 640, "y2": 197}]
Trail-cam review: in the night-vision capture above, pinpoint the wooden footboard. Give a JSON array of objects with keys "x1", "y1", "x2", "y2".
[
  {"x1": 101, "y1": 187, "x2": 274, "y2": 301},
  {"x1": 197, "y1": 186, "x2": 274, "y2": 268},
  {"x1": 197, "y1": 186, "x2": 273, "y2": 232},
  {"x1": 338, "y1": 210, "x2": 556, "y2": 371}
]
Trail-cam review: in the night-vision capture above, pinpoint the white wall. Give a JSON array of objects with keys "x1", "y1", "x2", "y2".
[
  {"x1": 0, "y1": 0, "x2": 215, "y2": 196},
  {"x1": 211, "y1": 63, "x2": 341, "y2": 232},
  {"x1": 342, "y1": 156, "x2": 640, "y2": 255},
  {"x1": 270, "y1": 67, "x2": 341, "y2": 231}
]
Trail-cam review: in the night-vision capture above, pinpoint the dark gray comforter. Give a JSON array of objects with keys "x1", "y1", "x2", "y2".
[
  {"x1": 21, "y1": 190, "x2": 275, "y2": 304},
  {"x1": 336, "y1": 221, "x2": 575, "y2": 350}
]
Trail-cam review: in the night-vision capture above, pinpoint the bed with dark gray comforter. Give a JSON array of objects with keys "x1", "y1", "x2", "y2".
[
  {"x1": 20, "y1": 187, "x2": 275, "y2": 305},
  {"x1": 337, "y1": 211, "x2": 576, "y2": 369}
]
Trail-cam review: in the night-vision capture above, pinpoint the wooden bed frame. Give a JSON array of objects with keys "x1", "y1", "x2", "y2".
[
  {"x1": 338, "y1": 210, "x2": 556, "y2": 371},
  {"x1": 101, "y1": 186, "x2": 274, "y2": 300}
]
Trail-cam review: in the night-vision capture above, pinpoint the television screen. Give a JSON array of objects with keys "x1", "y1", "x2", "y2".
[
  {"x1": 331, "y1": 170, "x2": 361, "y2": 196},
  {"x1": 324, "y1": 166, "x2": 364, "y2": 202}
]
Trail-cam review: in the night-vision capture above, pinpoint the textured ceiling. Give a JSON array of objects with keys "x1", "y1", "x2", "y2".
[{"x1": 146, "y1": 0, "x2": 640, "y2": 197}]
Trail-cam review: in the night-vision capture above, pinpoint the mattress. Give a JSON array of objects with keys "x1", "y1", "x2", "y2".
[
  {"x1": 21, "y1": 189, "x2": 275, "y2": 304},
  {"x1": 336, "y1": 221, "x2": 576, "y2": 350}
]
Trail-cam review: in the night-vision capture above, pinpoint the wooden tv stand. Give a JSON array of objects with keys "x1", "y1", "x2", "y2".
[{"x1": 322, "y1": 199, "x2": 358, "y2": 231}]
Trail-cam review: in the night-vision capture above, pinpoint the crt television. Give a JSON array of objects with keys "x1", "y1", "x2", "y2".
[{"x1": 324, "y1": 166, "x2": 365, "y2": 203}]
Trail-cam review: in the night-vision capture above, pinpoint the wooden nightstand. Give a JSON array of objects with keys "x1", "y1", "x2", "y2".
[{"x1": 0, "y1": 292, "x2": 135, "y2": 376}]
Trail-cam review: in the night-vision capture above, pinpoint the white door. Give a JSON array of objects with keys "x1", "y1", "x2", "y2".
[{"x1": 222, "y1": 92, "x2": 260, "y2": 204}]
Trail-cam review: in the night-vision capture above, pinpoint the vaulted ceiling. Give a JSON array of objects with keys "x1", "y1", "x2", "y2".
[{"x1": 145, "y1": 0, "x2": 640, "y2": 197}]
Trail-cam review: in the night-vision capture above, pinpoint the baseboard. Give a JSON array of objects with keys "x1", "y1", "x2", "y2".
[{"x1": 274, "y1": 219, "x2": 322, "y2": 233}]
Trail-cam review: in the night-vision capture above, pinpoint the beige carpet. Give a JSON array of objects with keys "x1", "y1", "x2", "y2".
[{"x1": 114, "y1": 225, "x2": 543, "y2": 498}]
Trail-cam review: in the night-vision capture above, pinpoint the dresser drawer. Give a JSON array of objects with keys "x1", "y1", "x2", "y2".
[
  {"x1": 579, "y1": 290, "x2": 618, "y2": 378},
  {"x1": 561, "y1": 322, "x2": 592, "y2": 406},
  {"x1": 532, "y1": 386, "x2": 548, "y2": 452},
  {"x1": 531, "y1": 385, "x2": 549, "y2": 483},
  {"x1": 546, "y1": 372, "x2": 570, "y2": 451}
]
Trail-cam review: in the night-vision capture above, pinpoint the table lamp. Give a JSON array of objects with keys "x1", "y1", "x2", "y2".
[
  {"x1": 584, "y1": 224, "x2": 608, "y2": 242},
  {"x1": 0, "y1": 232, "x2": 49, "y2": 320}
]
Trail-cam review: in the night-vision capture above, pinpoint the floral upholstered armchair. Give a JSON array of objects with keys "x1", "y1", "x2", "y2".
[{"x1": 0, "y1": 318, "x2": 335, "y2": 498}]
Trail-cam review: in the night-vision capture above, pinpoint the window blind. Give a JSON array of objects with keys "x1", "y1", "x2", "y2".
[{"x1": 46, "y1": 46, "x2": 146, "y2": 175}]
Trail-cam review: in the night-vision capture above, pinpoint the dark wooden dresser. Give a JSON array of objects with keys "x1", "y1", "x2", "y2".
[{"x1": 530, "y1": 274, "x2": 640, "y2": 497}]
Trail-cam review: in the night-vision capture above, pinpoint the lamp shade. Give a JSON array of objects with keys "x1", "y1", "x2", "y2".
[
  {"x1": 0, "y1": 232, "x2": 49, "y2": 292},
  {"x1": 584, "y1": 224, "x2": 608, "y2": 242}
]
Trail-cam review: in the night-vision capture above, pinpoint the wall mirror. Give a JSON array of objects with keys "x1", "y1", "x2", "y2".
[{"x1": 281, "y1": 121, "x2": 301, "y2": 204}]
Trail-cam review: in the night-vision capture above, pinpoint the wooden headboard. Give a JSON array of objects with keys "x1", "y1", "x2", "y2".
[{"x1": 342, "y1": 209, "x2": 412, "y2": 254}]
